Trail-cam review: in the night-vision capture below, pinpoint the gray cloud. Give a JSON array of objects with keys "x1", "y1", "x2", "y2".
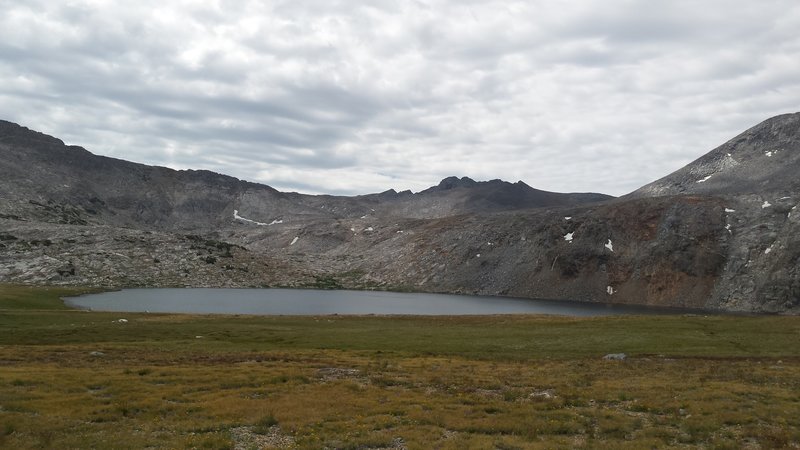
[{"x1": 1, "y1": 0, "x2": 799, "y2": 196}]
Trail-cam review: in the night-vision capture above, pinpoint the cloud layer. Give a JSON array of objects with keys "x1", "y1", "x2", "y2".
[{"x1": 2, "y1": 0, "x2": 799, "y2": 195}]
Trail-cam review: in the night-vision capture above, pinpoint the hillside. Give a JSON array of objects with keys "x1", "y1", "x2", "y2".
[{"x1": 1, "y1": 115, "x2": 798, "y2": 313}]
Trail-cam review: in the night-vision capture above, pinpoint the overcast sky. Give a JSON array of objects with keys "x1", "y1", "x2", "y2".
[{"x1": 2, "y1": 1, "x2": 799, "y2": 196}]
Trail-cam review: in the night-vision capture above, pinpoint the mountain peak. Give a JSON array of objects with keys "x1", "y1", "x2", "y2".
[
  {"x1": 631, "y1": 112, "x2": 800, "y2": 198},
  {"x1": 435, "y1": 176, "x2": 478, "y2": 190},
  {"x1": 0, "y1": 120, "x2": 65, "y2": 148}
]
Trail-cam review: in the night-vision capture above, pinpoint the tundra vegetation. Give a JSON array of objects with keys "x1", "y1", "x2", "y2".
[{"x1": 1, "y1": 284, "x2": 799, "y2": 449}]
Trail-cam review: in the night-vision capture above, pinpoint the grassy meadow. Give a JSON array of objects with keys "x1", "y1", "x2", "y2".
[{"x1": 1, "y1": 284, "x2": 800, "y2": 449}]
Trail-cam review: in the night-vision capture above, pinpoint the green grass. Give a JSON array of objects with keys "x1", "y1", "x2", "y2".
[
  {"x1": 2, "y1": 307, "x2": 798, "y2": 360},
  {"x1": 1, "y1": 284, "x2": 800, "y2": 449},
  {"x1": 0, "y1": 284, "x2": 101, "y2": 311}
]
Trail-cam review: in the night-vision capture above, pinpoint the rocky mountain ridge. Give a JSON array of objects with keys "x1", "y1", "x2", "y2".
[
  {"x1": 0, "y1": 120, "x2": 613, "y2": 230},
  {"x1": 1, "y1": 114, "x2": 799, "y2": 313}
]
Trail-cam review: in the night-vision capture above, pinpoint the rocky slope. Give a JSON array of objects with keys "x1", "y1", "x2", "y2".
[
  {"x1": 631, "y1": 112, "x2": 800, "y2": 198},
  {"x1": 628, "y1": 113, "x2": 800, "y2": 312},
  {"x1": 1, "y1": 114, "x2": 799, "y2": 313}
]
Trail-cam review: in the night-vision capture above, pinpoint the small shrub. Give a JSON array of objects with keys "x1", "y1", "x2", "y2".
[
  {"x1": 495, "y1": 442, "x2": 523, "y2": 450},
  {"x1": 311, "y1": 276, "x2": 343, "y2": 290},
  {"x1": 503, "y1": 389, "x2": 524, "y2": 402},
  {"x1": 3, "y1": 423, "x2": 16, "y2": 435},
  {"x1": 253, "y1": 414, "x2": 278, "y2": 434}
]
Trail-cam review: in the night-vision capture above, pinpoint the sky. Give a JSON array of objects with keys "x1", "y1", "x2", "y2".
[{"x1": 1, "y1": 1, "x2": 799, "y2": 196}]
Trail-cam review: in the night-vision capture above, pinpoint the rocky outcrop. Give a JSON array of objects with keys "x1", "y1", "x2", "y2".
[{"x1": 627, "y1": 113, "x2": 800, "y2": 312}]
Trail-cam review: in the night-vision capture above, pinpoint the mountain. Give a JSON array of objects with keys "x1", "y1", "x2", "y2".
[
  {"x1": 1, "y1": 115, "x2": 798, "y2": 313},
  {"x1": 631, "y1": 113, "x2": 800, "y2": 197},
  {"x1": 0, "y1": 120, "x2": 611, "y2": 228},
  {"x1": 628, "y1": 113, "x2": 800, "y2": 313}
]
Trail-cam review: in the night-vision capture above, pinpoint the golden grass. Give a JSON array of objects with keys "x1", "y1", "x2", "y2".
[
  {"x1": 3, "y1": 348, "x2": 799, "y2": 449},
  {"x1": 1, "y1": 285, "x2": 800, "y2": 448}
]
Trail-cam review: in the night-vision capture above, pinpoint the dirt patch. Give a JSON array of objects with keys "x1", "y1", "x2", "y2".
[
  {"x1": 316, "y1": 367, "x2": 362, "y2": 382},
  {"x1": 231, "y1": 425, "x2": 294, "y2": 449}
]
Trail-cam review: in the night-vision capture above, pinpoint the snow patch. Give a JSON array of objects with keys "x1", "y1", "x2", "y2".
[
  {"x1": 762, "y1": 201, "x2": 772, "y2": 208},
  {"x1": 476, "y1": 253, "x2": 481, "y2": 258},
  {"x1": 725, "y1": 224, "x2": 732, "y2": 233},
  {"x1": 564, "y1": 216, "x2": 572, "y2": 220},
  {"x1": 360, "y1": 215, "x2": 367, "y2": 219},
  {"x1": 233, "y1": 209, "x2": 280, "y2": 226},
  {"x1": 606, "y1": 286, "x2": 615, "y2": 295},
  {"x1": 725, "y1": 208, "x2": 736, "y2": 213},
  {"x1": 487, "y1": 242, "x2": 494, "y2": 246},
  {"x1": 396, "y1": 230, "x2": 404, "y2": 234},
  {"x1": 605, "y1": 239, "x2": 614, "y2": 252},
  {"x1": 116, "y1": 319, "x2": 128, "y2": 323},
  {"x1": 564, "y1": 232, "x2": 574, "y2": 243},
  {"x1": 290, "y1": 237, "x2": 299, "y2": 246},
  {"x1": 350, "y1": 227, "x2": 356, "y2": 232},
  {"x1": 364, "y1": 227, "x2": 374, "y2": 232},
  {"x1": 765, "y1": 245, "x2": 774, "y2": 255},
  {"x1": 697, "y1": 175, "x2": 713, "y2": 183},
  {"x1": 765, "y1": 151, "x2": 773, "y2": 157}
]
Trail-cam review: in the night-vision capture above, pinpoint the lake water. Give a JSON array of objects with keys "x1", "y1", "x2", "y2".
[{"x1": 64, "y1": 288, "x2": 697, "y2": 316}]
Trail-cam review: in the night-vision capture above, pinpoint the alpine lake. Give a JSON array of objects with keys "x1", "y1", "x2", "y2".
[{"x1": 65, "y1": 287, "x2": 703, "y2": 316}]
